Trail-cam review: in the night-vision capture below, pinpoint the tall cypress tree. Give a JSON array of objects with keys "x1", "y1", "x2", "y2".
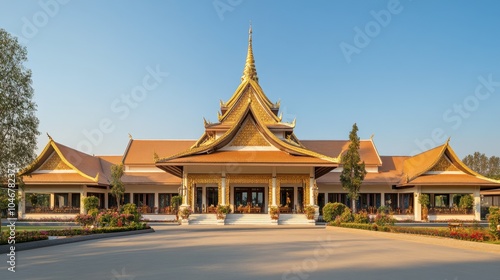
[{"x1": 340, "y1": 123, "x2": 367, "y2": 213}]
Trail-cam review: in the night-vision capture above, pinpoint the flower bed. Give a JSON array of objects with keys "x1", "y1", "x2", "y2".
[{"x1": 330, "y1": 222, "x2": 498, "y2": 243}]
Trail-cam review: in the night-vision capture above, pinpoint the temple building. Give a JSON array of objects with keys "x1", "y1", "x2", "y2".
[{"x1": 18, "y1": 27, "x2": 500, "y2": 224}]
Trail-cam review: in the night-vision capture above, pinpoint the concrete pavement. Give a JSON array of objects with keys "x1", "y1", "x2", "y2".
[{"x1": 1, "y1": 225, "x2": 499, "y2": 279}]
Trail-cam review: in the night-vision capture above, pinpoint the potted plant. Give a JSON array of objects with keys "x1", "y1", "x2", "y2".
[
  {"x1": 269, "y1": 206, "x2": 279, "y2": 220},
  {"x1": 304, "y1": 205, "x2": 316, "y2": 220},
  {"x1": 179, "y1": 206, "x2": 192, "y2": 220},
  {"x1": 216, "y1": 205, "x2": 231, "y2": 220},
  {"x1": 418, "y1": 194, "x2": 430, "y2": 221}
]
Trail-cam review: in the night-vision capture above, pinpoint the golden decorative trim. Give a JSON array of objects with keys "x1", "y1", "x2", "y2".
[
  {"x1": 187, "y1": 174, "x2": 221, "y2": 206},
  {"x1": 429, "y1": 155, "x2": 459, "y2": 172},
  {"x1": 276, "y1": 174, "x2": 309, "y2": 206},
  {"x1": 39, "y1": 152, "x2": 71, "y2": 171},
  {"x1": 229, "y1": 118, "x2": 270, "y2": 146},
  {"x1": 224, "y1": 89, "x2": 274, "y2": 124}
]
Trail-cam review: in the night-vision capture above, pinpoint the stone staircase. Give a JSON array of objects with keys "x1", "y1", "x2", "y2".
[
  {"x1": 279, "y1": 214, "x2": 315, "y2": 226},
  {"x1": 225, "y1": 214, "x2": 276, "y2": 225},
  {"x1": 189, "y1": 214, "x2": 218, "y2": 225}
]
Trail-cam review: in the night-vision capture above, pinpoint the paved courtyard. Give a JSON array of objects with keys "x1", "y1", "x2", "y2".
[{"x1": 1, "y1": 225, "x2": 499, "y2": 280}]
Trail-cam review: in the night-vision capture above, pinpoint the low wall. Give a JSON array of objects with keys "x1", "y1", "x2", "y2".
[
  {"x1": 22, "y1": 213, "x2": 78, "y2": 220},
  {"x1": 428, "y1": 214, "x2": 475, "y2": 221},
  {"x1": 141, "y1": 214, "x2": 176, "y2": 222}
]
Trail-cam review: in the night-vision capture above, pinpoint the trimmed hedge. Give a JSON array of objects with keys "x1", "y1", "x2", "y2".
[
  {"x1": 329, "y1": 222, "x2": 497, "y2": 243},
  {"x1": 1, "y1": 224, "x2": 150, "y2": 244}
]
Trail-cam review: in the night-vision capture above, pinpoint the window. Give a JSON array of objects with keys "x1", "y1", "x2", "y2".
[
  {"x1": 133, "y1": 193, "x2": 155, "y2": 208},
  {"x1": 431, "y1": 194, "x2": 449, "y2": 208},
  {"x1": 206, "y1": 187, "x2": 218, "y2": 207},
  {"x1": 359, "y1": 193, "x2": 381, "y2": 209},
  {"x1": 327, "y1": 193, "x2": 351, "y2": 207},
  {"x1": 384, "y1": 194, "x2": 398, "y2": 210},
  {"x1": 71, "y1": 193, "x2": 80, "y2": 208},
  {"x1": 108, "y1": 193, "x2": 130, "y2": 208},
  {"x1": 54, "y1": 193, "x2": 68, "y2": 208}
]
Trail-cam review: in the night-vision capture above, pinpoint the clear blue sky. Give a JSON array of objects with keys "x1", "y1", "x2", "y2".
[{"x1": 1, "y1": 0, "x2": 499, "y2": 159}]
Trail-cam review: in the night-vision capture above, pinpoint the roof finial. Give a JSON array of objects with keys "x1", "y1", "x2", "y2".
[
  {"x1": 47, "y1": 133, "x2": 53, "y2": 141},
  {"x1": 128, "y1": 133, "x2": 133, "y2": 140},
  {"x1": 241, "y1": 22, "x2": 258, "y2": 82}
]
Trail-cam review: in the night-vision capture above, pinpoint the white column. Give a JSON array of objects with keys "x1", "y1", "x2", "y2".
[
  {"x1": 272, "y1": 177, "x2": 277, "y2": 206},
  {"x1": 156, "y1": 192, "x2": 160, "y2": 213},
  {"x1": 381, "y1": 193, "x2": 385, "y2": 206},
  {"x1": 473, "y1": 186, "x2": 481, "y2": 221},
  {"x1": 50, "y1": 193, "x2": 55, "y2": 209},
  {"x1": 17, "y1": 188, "x2": 25, "y2": 218},
  {"x1": 80, "y1": 186, "x2": 86, "y2": 214},
  {"x1": 182, "y1": 172, "x2": 189, "y2": 206},
  {"x1": 414, "y1": 187, "x2": 422, "y2": 221},
  {"x1": 309, "y1": 178, "x2": 315, "y2": 206},
  {"x1": 272, "y1": 168, "x2": 277, "y2": 206},
  {"x1": 221, "y1": 171, "x2": 226, "y2": 205}
]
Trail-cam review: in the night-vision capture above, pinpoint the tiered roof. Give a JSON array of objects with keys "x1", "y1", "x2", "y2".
[{"x1": 155, "y1": 26, "x2": 339, "y2": 178}]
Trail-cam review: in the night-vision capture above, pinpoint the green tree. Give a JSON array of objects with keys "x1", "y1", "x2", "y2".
[
  {"x1": 110, "y1": 164, "x2": 125, "y2": 212},
  {"x1": 340, "y1": 123, "x2": 367, "y2": 214},
  {"x1": 0, "y1": 29, "x2": 39, "y2": 231},
  {"x1": 463, "y1": 152, "x2": 500, "y2": 179}
]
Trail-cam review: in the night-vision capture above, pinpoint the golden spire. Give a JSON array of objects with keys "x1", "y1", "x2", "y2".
[{"x1": 241, "y1": 23, "x2": 258, "y2": 82}]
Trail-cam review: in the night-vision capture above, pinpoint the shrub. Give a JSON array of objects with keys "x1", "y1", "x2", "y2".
[
  {"x1": 418, "y1": 194, "x2": 430, "y2": 208},
  {"x1": 340, "y1": 208, "x2": 353, "y2": 223},
  {"x1": 459, "y1": 194, "x2": 474, "y2": 210},
  {"x1": 322, "y1": 202, "x2": 348, "y2": 222},
  {"x1": 304, "y1": 205, "x2": 316, "y2": 219},
  {"x1": 377, "y1": 205, "x2": 390, "y2": 214},
  {"x1": 374, "y1": 213, "x2": 396, "y2": 226},
  {"x1": 487, "y1": 206, "x2": 500, "y2": 239},
  {"x1": 121, "y1": 203, "x2": 141, "y2": 222},
  {"x1": 171, "y1": 196, "x2": 182, "y2": 211},
  {"x1": 75, "y1": 214, "x2": 94, "y2": 227},
  {"x1": 354, "y1": 210, "x2": 370, "y2": 224},
  {"x1": 83, "y1": 196, "x2": 100, "y2": 212}
]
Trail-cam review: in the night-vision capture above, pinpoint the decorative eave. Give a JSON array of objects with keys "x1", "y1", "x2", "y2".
[
  {"x1": 20, "y1": 137, "x2": 100, "y2": 183},
  {"x1": 218, "y1": 79, "x2": 281, "y2": 124},
  {"x1": 402, "y1": 139, "x2": 498, "y2": 184},
  {"x1": 156, "y1": 104, "x2": 339, "y2": 177}
]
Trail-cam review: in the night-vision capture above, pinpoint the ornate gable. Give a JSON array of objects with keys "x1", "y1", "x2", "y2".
[
  {"x1": 37, "y1": 152, "x2": 72, "y2": 171},
  {"x1": 428, "y1": 155, "x2": 460, "y2": 172},
  {"x1": 229, "y1": 118, "x2": 271, "y2": 147},
  {"x1": 222, "y1": 86, "x2": 276, "y2": 124}
]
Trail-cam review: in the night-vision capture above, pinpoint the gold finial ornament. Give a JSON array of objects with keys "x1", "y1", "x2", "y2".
[
  {"x1": 241, "y1": 23, "x2": 258, "y2": 82},
  {"x1": 128, "y1": 133, "x2": 133, "y2": 140},
  {"x1": 47, "y1": 133, "x2": 53, "y2": 140}
]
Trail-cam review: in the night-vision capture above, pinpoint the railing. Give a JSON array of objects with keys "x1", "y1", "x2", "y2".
[
  {"x1": 358, "y1": 207, "x2": 414, "y2": 215},
  {"x1": 26, "y1": 206, "x2": 80, "y2": 214},
  {"x1": 428, "y1": 207, "x2": 473, "y2": 215}
]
